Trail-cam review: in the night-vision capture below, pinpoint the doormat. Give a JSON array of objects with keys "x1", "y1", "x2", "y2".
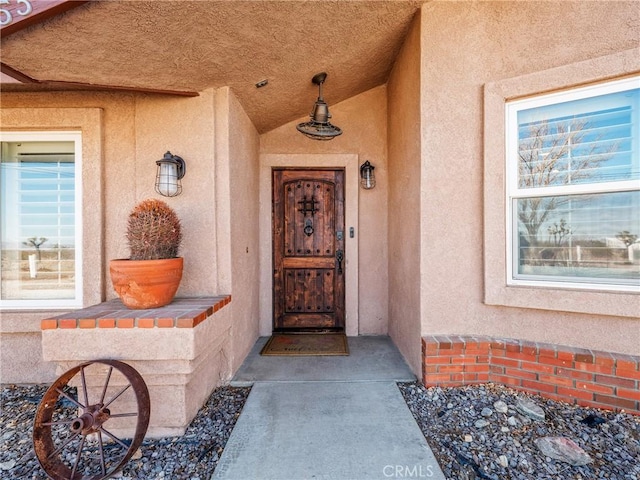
[{"x1": 260, "y1": 334, "x2": 349, "y2": 356}]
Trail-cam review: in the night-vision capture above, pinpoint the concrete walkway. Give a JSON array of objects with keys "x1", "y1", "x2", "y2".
[{"x1": 212, "y1": 336, "x2": 445, "y2": 480}]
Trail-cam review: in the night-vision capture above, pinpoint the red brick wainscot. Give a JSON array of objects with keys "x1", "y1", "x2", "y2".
[
  {"x1": 41, "y1": 296, "x2": 232, "y2": 437},
  {"x1": 422, "y1": 335, "x2": 640, "y2": 415}
]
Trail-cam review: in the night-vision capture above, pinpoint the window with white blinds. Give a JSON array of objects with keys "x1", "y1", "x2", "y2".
[
  {"x1": 506, "y1": 77, "x2": 640, "y2": 290},
  {"x1": 0, "y1": 132, "x2": 82, "y2": 308}
]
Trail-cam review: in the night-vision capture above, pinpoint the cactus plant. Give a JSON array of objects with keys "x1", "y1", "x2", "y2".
[{"x1": 126, "y1": 199, "x2": 182, "y2": 260}]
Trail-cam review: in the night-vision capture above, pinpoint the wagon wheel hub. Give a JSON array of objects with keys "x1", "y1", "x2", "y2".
[{"x1": 70, "y1": 404, "x2": 111, "y2": 435}]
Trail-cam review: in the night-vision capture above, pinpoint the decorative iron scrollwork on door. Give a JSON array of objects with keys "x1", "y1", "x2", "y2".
[
  {"x1": 297, "y1": 195, "x2": 318, "y2": 216},
  {"x1": 298, "y1": 194, "x2": 318, "y2": 237}
]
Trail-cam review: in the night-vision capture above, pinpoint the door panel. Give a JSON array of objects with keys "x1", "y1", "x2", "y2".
[{"x1": 273, "y1": 169, "x2": 345, "y2": 331}]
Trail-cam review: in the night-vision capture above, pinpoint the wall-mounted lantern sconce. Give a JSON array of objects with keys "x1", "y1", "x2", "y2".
[
  {"x1": 360, "y1": 161, "x2": 376, "y2": 189},
  {"x1": 296, "y1": 72, "x2": 343, "y2": 141},
  {"x1": 155, "y1": 151, "x2": 186, "y2": 197}
]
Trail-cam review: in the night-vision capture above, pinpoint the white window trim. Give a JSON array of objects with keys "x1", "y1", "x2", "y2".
[
  {"x1": 505, "y1": 77, "x2": 640, "y2": 293},
  {"x1": 483, "y1": 48, "x2": 639, "y2": 318},
  {"x1": 0, "y1": 131, "x2": 84, "y2": 309}
]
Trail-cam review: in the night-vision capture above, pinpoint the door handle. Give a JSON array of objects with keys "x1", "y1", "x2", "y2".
[{"x1": 336, "y1": 249, "x2": 344, "y2": 274}]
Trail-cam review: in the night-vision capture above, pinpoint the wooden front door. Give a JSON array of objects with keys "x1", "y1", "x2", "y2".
[{"x1": 272, "y1": 168, "x2": 345, "y2": 331}]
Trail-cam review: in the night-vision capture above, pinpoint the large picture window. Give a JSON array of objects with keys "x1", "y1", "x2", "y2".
[
  {"x1": 0, "y1": 131, "x2": 83, "y2": 308},
  {"x1": 506, "y1": 77, "x2": 639, "y2": 291}
]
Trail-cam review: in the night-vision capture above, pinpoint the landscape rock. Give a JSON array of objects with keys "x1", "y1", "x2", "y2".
[
  {"x1": 474, "y1": 419, "x2": 490, "y2": 428},
  {"x1": 0, "y1": 460, "x2": 16, "y2": 471},
  {"x1": 493, "y1": 400, "x2": 508, "y2": 414},
  {"x1": 481, "y1": 407, "x2": 493, "y2": 417},
  {"x1": 516, "y1": 396, "x2": 545, "y2": 421},
  {"x1": 534, "y1": 436, "x2": 592, "y2": 466}
]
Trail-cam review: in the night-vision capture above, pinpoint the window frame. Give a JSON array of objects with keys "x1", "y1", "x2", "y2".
[
  {"x1": 483, "y1": 49, "x2": 639, "y2": 318},
  {"x1": 0, "y1": 130, "x2": 84, "y2": 309},
  {"x1": 505, "y1": 77, "x2": 640, "y2": 292}
]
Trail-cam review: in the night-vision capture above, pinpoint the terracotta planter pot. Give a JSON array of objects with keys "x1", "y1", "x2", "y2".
[{"x1": 109, "y1": 257, "x2": 183, "y2": 309}]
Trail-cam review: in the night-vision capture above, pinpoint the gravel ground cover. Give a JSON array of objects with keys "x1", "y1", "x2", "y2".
[
  {"x1": 0, "y1": 384, "x2": 250, "y2": 480},
  {"x1": 399, "y1": 382, "x2": 640, "y2": 480}
]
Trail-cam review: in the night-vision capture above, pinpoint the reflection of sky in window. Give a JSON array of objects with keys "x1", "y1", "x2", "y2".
[
  {"x1": 518, "y1": 88, "x2": 639, "y2": 186},
  {"x1": 1, "y1": 155, "x2": 75, "y2": 248}
]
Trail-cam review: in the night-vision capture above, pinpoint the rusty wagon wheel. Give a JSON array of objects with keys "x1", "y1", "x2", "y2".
[{"x1": 33, "y1": 360, "x2": 150, "y2": 480}]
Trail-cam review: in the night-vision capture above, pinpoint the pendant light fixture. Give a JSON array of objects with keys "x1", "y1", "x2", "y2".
[{"x1": 296, "y1": 72, "x2": 343, "y2": 141}]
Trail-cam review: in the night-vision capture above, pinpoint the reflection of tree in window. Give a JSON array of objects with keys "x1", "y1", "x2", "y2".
[
  {"x1": 517, "y1": 116, "x2": 619, "y2": 251},
  {"x1": 616, "y1": 230, "x2": 638, "y2": 248},
  {"x1": 23, "y1": 236, "x2": 48, "y2": 260}
]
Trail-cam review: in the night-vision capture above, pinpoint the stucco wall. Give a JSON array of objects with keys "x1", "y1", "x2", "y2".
[
  {"x1": 221, "y1": 88, "x2": 261, "y2": 371},
  {"x1": 261, "y1": 86, "x2": 389, "y2": 335},
  {"x1": 418, "y1": 2, "x2": 639, "y2": 354},
  {"x1": 387, "y1": 14, "x2": 423, "y2": 374},
  {"x1": 0, "y1": 88, "x2": 260, "y2": 382},
  {"x1": 131, "y1": 91, "x2": 219, "y2": 296},
  {"x1": 0, "y1": 91, "x2": 220, "y2": 298}
]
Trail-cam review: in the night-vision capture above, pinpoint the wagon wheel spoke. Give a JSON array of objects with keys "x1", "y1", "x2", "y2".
[
  {"x1": 80, "y1": 366, "x2": 89, "y2": 408},
  {"x1": 103, "y1": 383, "x2": 131, "y2": 409},
  {"x1": 99, "y1": 366, "x2": 113, "y2": 404},
  {"x1": 54, "y1": 387, "x2": 85, "y2": 409},
  {"x1": 33, "y1": 359, "x2": 150, "y2": 480},
  {"x1": 70, "y1": 435, "x2": 86, "y2": 478},
  {"x1": 100, "y1": 427, "x2": 131, "y2": 449},
  {"x1": 41, "y1": 419, "x2": 76, "y2": 427},
  {"x1": 108, "y1": 412, "x2": 139, "y2": 418},
  {"x1": 97, "y1": 430, "x2": 107, "y2": 476},
  {"x1": 47, "y1": 431, "x2": 80, "y2": 459}
]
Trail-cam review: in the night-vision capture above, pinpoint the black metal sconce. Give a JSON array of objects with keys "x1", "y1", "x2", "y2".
[
  {"x1": 360, "y1": 161, "x2": 375, "y2": 189},
  {"x1": 296, "y1": 72, "x2": 343, "y2": 141},
  {"x1": 155, "y1": 151, "x2": 186, "y2": 197}
]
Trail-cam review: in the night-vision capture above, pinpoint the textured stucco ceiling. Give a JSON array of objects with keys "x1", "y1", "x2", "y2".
[{"x1": 1, "y1": 0, "x2": 423, "y2": 133}]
